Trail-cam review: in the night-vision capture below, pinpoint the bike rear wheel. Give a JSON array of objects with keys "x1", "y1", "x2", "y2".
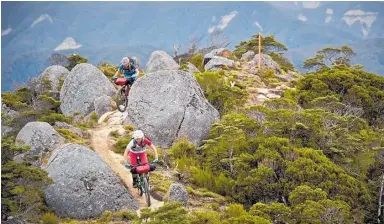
[
  {"x1": 143, "y1": 176, "x2": 151, "y2": 206},
  {"x1": 116, "y1": 87, "x2": 128, "y2": 112}
]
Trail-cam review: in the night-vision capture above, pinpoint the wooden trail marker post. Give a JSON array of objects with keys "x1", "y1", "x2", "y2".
[{"x1": 258, "y1": 32, "x2": 261, "y2": 70}]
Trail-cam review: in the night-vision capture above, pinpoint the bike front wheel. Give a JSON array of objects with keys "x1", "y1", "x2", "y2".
[
  {"x1": 143, "y1": 176, "x2": 151, "y2": 206},
  {"x1": 116, "y1": 87, "x2": 128, "y2": 112}
]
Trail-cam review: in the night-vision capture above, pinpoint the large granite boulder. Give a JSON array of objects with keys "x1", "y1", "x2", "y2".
[
  {"x1": 125, "y1": 69, "x2": 219, "y2": 148},
  {"x1": 14, "y1": 122, "x2": 65, "y2": 167},
  {"x1": 145, "y1": 51, "x2": 179, "y2": 73},
  {"x1": 44, "y1": 143, "x2": 139, "y2": 219},
  {"x1": 60, "y1": 63, "x2": 116, "y2": 116}
]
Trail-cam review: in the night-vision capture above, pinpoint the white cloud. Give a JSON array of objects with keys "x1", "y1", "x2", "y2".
[
  {"x1": 217, "y1": 11, "x2": 238, "y2": 30},
  {"x1": 325, "y1": 8, "x2": 333, "y2": 23},
  {"x1": 298, "y1": 14, "x2": 308, "y2": 22},
  {"x1": 30, "y1": 14, "x2": 53, "y2": 28},
  {"x1": 253, "y1": 21, "x2": 263, "y2": 31},
  {"x1": 54, "y1": 37, "x2": 82, "y2": 51},
  {"x1": 212, "y1": 16, "x2": 216, "y2": 23},
  {"x1": 325, "y1": 15, "x2": 332, "y2": 23},
  {"x1": 342, "y1": 10, "x2": 378, "y2": 37},
  {"x1": 302, "y1": 1, "x2": 320, "y2": 9},
  {"x1": 208, "y1": 10, "x2": 238, "y2": 33},
  {"x1": 1, "y1": 26, "x2": 12, "y2": 36}
]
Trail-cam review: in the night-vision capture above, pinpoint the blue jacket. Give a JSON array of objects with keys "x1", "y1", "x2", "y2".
[{"x1": 118, "y1": 63, "x2": 137, "y2": 78}]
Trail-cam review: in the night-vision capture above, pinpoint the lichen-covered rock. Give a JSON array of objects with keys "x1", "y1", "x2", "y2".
[
  {"x1": 125, "y1": 70, "x2": 219, "y2": 148},
  {"x1": 145, "y1": 51, "x2": 179, "y2": 73},
  {"x1": 14, "y1": 122, "x2": 65, "y2": 167},
  {"x1": 44, "y1": 143, "x2": 139, "y2": 219},
  {"x1": 60, "y1": 63, "x2": 116, "y2": 116}
]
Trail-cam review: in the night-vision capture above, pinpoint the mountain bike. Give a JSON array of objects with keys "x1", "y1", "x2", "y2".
[
  {"x1": 113, "y1": 77, "x2": 132, "y2": 112},
  {"x1": 127, "y1": 156, "x2": 157, "y2": 207}
]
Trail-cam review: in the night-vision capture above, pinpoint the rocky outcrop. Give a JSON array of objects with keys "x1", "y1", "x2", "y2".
[
  {"x1": 125, "y1": 69, "x2": 219, "y2": 148},
  {"x1": 60, "y1": 63, "x2": 116, "y2": 116},
  {"x1": 248, "y1": 53, "x2": 282, "y2": 74},
  {"x1": 204, "y1": 56, "x2": 234, "y2": 71},
  {"x1": 49, "y1": 52, "x2": 70, "y2": 67},
  {"x1": 203, "y1": 48, "x2": 234, "y2": 64},
  {"x1": 34, "y1": 65, "x2": 70, "y2": 96},
  {"x1": 187, "y1": 62, "x2": 201, "y2": 73},
  {"x1": 241, "y1": 50, "x2": 255, "y2": 61},
  {"x1": 1, "y1": 104, "x2": 19, "y2": 137},
  {"x1": 14, "y1": 122, "x2": 65, "y2": 167},
  {"x1": 94, "y1": 95, "x2": 115, "y2": 119},
  {"x1": 168, "y1": 183, "x2": 188, "y2": 207},
  {"x1": 44, "y1": 143, "x2": 139, "y2": 219},
  {"x1": 145, "y1": 51, "x2": 179, "y2": 73}
]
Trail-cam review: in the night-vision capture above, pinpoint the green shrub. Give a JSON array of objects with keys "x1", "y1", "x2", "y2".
[
  {"x1": 269, "y1": 52, "x2": 294, "y2": 72},
  {"x1": 190, "y1": 210, "x2": 220, "y2": 224},
  {"x1": 114, "y1": 210, "x2": 138, "y2": 221},
  {"x1": 89, "y1": 112, "x2": 98, "y2": 121},
  {"x1": 56, "y1": 128, "x2": 86, "y2": 144},
  {"x1": 114, "y1": 137, "x2": 130, "y2": 154},
  {"x1": 189, "y1": 54, "x2": 204, "y2": 72},
  {"x1": 1, "y1": 161, "x2": 52, "y2": 220},
  {"x1": 98, "y1": 62, "x2": 118, "y2": 78},
  {"x1": 139, "y1": 202, "x2": 189, "y2": 223},
  {"x1": 2, "y1": 92, "x2": 28, "y2": 110},
  {"x1": 109, "y1": 130, "x2": 120, "y2": 138},
  {"x1": 169, "y1": 137, "x2": 196, "y2": 159},
  {"x1": 38, "y1": 113, "x2": 72, "y2": 125},
  {"x1": 66, "y1": 54, "x2": 88, "y2": 71},
  {"x1": 37, "y1": 94, "x2": 61, "y2": 108},
  {"x1": 98, "y1": 210, "x2": 113, "y2": 222},
  {"x1": 42, "y1": 212, "x2": 59, "y2": 224},
  {"x1": 58, "y1": 78, "x2": 65, "y2": 91},
  {"x1": 124, "y1": 125, "x2": 135, "y2": 131},
  {"x1": 41, "y1": 77, "x2": 53, "y2": 90},
  {"x1": 194, "y1": 71, "x2": 248, "y2": 116}
]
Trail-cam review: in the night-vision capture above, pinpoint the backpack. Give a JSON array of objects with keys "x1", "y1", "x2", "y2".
[
  {"x1": 128, "y1": 57, "x2": 138, "y2": 67},
  {"x1": 131, "y1": 136, "x2": 151, "y2": 149}
]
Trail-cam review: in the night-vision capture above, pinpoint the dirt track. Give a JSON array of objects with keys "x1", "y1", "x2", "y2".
[{"x1": 89, "y1": 111, "x2": 164, "y2": 211}]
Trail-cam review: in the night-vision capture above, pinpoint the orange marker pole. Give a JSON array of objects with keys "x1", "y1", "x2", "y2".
[{"x1": 258, "y1": 33, "x2": 261, "y2": 70}]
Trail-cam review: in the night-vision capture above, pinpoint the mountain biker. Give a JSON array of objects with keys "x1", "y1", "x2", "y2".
[
  {"x1": 113, "y1": 57, "x2": 139, "y2": 92},
  {"x1": 123, "y1": 130, "x2": 159, "y2": 188}
]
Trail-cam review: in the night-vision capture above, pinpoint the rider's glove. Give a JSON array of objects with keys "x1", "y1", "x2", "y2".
[
  {"x1": 124, "y1": 162, "x2": 131, "y2": 168},
  {"x1": 152, "y1": 158, "x2": 159, "y2": 163}
]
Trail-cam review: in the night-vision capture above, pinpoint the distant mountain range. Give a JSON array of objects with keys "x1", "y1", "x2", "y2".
[{"x1": 2, "y1": 1, "x2": 384, "y2": 91}]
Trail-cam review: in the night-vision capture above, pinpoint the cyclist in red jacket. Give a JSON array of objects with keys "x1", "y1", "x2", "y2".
[{"x1": 123, "y1": 130, "x2": 159, "y2": 188}]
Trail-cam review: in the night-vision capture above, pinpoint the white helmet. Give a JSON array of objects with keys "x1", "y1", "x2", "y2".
[
  {"x1": 133, "y1": 130, "x2": 144, "y2": 139},
  {"x1": 121, "y1": 57, "x2": 130, "y2": 66}
]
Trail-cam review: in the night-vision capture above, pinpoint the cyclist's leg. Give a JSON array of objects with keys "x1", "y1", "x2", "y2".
[
  {"x1": 129, "y1": 152, "x2": 139, "y2": 187},
  {"x1": 129, "y1": 151, "x2": 138, "y2": 166},
  {"x1": 127, "y1": 76, "x2": 137, "y2": 85},
  {"x1": 138, "y1": 151, "x2": 148, "y2": 164},
  {"x1": 125, "y1": 77, "x2": 136, "y2": 96}
]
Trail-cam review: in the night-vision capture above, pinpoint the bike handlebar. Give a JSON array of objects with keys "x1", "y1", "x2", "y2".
[{"x1": 125, "y1": 161, "x2": 158, "y2": 169}]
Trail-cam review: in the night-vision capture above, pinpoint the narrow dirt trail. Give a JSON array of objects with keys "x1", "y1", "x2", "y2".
[{"x1": 89, "y1": 111, "x2": 164, "y2": 212}]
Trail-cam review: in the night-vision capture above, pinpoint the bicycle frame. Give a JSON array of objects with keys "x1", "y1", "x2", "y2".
[{"x1": 130, "y1": 155, "x2": 152, "y2": 206}]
